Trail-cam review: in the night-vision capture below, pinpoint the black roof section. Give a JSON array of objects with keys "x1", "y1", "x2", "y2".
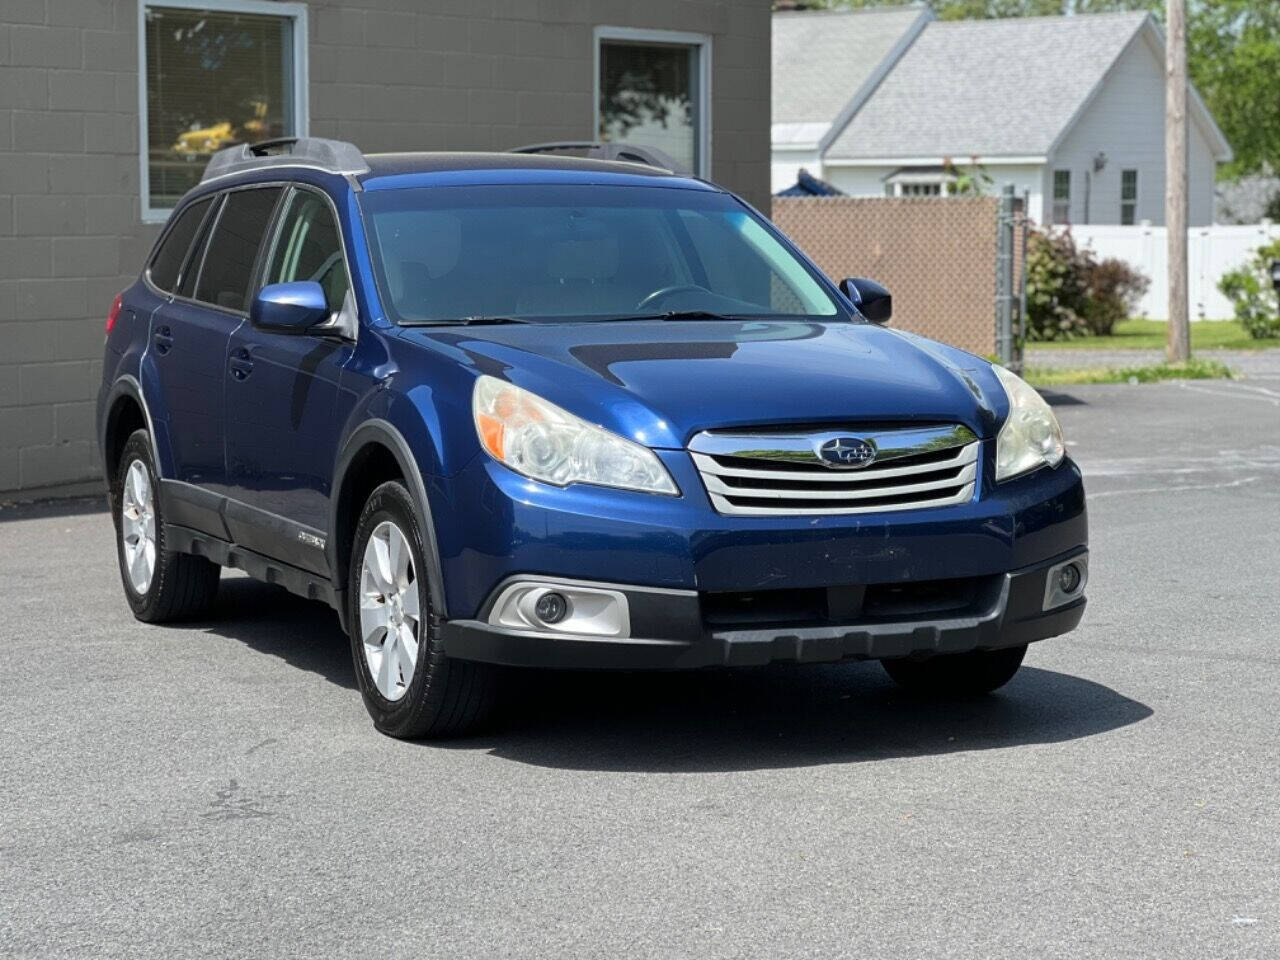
[
  {"x1": 775, "y1": 168, "x2": 846, "y2": 198},
  {"x1": 202, "y1": 137, "x2": 686, "y2": 185},
  {"x1": 510, "y1": 140, "x2": 684, "y2": 174},
  {"x1": 360, "y1": 150, "x2": 682, "y2": 180}
]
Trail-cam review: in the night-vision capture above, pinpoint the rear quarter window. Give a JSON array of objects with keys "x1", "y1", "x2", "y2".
[{"x1": 148, "y1": 197, "x2": 212, "y2": 293}]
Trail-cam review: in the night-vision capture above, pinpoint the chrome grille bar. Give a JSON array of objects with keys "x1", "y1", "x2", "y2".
[{"x1": 689, "y1": 424, "x2": 980, "y2": 517}]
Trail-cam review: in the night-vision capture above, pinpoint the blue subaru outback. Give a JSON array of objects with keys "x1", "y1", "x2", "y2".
[{"x1": 97, "y1": 138, "x2": 1087, "y2": 739}]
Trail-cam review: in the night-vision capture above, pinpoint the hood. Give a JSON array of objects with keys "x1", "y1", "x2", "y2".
[{"x1": 400, "y1": 320, "x2": 1007, "y2": 449}]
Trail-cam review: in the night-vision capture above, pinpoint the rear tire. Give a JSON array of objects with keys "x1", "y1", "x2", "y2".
[
  {"x1": 881, "y1": 644, "x2": 1027, "y2": 696},
  {"x1": 113, "y1": 429, "x2": 220, "y2": 622},
  {"x1": 347, "y1": 481, "x2": 497, "y2": 739}
]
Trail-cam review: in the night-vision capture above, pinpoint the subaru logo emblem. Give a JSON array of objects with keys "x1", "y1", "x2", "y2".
[{"x1": 816, "y1": 436, "x2": 877, "y2": 469}]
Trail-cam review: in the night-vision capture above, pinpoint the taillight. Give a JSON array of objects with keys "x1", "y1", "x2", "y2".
[{"x1": 106, "y1": 293, "x2": 123, "y2": 335}]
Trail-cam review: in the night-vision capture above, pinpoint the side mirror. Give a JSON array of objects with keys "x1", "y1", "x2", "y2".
[
  {"x1": 1270, "y1": 260, "x2": 1280, "y2": 296},
  {"x1": 250, "y1": 281, "x2": 329, "y2": 333},
  {"x1": 840, "y1": 277, "x2": 892, "y2": 324}
]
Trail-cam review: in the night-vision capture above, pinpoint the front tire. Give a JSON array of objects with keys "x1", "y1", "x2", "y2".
[
  {"x1": 881, "y1": 644, "x2": 1027, "y2": 696},
  {"x1": 113, "y1": 429, "x2": 220, "y2": 622},
  {"x1": 347, "y1": 481, "x2": 497, "y2": 739}
]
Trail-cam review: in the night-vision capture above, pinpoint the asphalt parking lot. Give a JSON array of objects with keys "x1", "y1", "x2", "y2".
[{"x1": 3, "y1": 367, "x2": 1278, "y2": 959}]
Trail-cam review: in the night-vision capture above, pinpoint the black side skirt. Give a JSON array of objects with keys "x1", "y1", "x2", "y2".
[
  {"x1": 165, "y1": 523, "x2": 345, "y2": 625},
  {"x1": 157, "y1": 479, "x2": 345, "y2": 627}
]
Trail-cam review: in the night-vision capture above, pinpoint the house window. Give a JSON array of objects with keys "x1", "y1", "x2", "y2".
[
  {"x1": 1120, "y1": 169, "x2": 1138, "y2": 225},
  {"x1": 139, "y1": 1, "x2": 308, "y2": 222},
  {"x1": 596, "y1": 27, "x2": 711, "y2": 178},
  {"x1": 883, "y1": 167, "x2": 958, "y2": 197},
  {"x1": 901, "y1": 183, "x2": 943, "y2": 197},
  {"x1": 1052, "y1": 170, "x2": 1071, "y2": 223}
]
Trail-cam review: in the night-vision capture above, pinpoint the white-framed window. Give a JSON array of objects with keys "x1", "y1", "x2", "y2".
[
  {"x1": 1052, "y1": 169, "x2": 1071, "y2": 224},
  {"x1": 594, "y1": 26, "x2": 711, "y2": 179},
  {"x1": 883, "y1": 169, "x2": 956, "y2": 197},
  {"x1": 137, "y1": 0, "x2": 308, "y2": 222},
  {"x1": 1120, "y1": 169, "x2": 1138, "y2": 225},
  {"x1": 899, "y1": 182, "x2": 943, "y2": 197}
]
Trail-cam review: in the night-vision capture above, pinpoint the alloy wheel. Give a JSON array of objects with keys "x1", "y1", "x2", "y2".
[
  {"x1": 358, "y1": 520, "x2": 421, "y2": 701},
  {"x1": 120, "y1": 459, "x2": 157, "y2": 594}
]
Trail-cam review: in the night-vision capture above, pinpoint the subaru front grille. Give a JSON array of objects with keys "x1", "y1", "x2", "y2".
[{"x1": 688, "y1": 424, "x2": 980, "y2": 516}]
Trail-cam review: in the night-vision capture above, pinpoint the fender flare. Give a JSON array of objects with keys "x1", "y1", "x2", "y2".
[
  {"x1": 102, "y1": 374, "x2": 162, "y2": 481},
  {"x1": 329, "y1": 418, "x2": 449, "y2": 620}
]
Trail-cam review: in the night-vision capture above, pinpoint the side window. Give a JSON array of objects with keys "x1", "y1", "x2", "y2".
[
  {"x1": 194, "y1": 187, "x2": 283, "y2": 312},
  {"x1": 177, "y1": 198, "x2": 217, "y2": 301},
  {"x1": 264, "y1": 190, "x2": 349, "y2": 314},
  {"x1": 148, "y1": 197, "x2": 212, "y2": 293}
]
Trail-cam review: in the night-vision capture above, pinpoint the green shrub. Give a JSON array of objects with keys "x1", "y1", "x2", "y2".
[
  {"x1": 1218, "y1": 237, "x2": 1280, "y2": 340},
  {"x1": 1024, "y1": 228, "x2": 1150, "y2": 342},
  {"x1": 1082, "y1": 257, "x2": 1150, "y2": 337},
  {"x1": 1025, "y1": 230, "x2": 1090, "y2": 341}
]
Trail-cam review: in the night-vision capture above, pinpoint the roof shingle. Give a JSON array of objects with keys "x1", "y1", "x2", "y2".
[
  {"x1": 772, "y1": 5, "x2": 930, "y2": 141},
  {"x1": 824, "y1": 11, "x2": 1151, "y2": 159}
]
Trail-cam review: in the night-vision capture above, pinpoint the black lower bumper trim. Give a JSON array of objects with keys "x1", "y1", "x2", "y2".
[{"x1": 441, "y1": 551, "x2": 1087, "y2": 670}]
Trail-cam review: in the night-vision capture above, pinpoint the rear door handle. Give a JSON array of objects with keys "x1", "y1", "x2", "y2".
[
  {"x1": 153, "y1": 325, "x2": 173, "y2": 355},
  {"x1": 228, "y1": 347, "x2": 254, "y2": 380}
]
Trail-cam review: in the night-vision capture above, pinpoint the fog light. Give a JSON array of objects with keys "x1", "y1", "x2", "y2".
[
  {"x1": 1057, "y1": 563, "x2": 1082, "y2": 595},
  {"x1": 488, "y1": 580, "x2": 630, "y2": 637},
  {"x1": 1043, "y1": 553, "x2": 1088, "y2": 611},
  {"x1": 534, "y1": 591, "x2": 568, "y2": 624}
]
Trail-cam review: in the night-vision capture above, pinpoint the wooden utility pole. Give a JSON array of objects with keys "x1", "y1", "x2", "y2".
[{"x1": 1166, "y1": 0, "x2": 1190, "y2": 362}]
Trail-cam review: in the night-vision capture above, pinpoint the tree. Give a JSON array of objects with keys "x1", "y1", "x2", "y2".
[{"x1": 1186, "y1": 2, "x2": 1280, "y2": 179}]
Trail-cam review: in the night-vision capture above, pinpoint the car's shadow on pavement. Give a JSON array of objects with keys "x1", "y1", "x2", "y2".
[
  {"x1": 1041, "y1": 389, "x2": 1086, "y2": 408},
  {"x1": 201, "y1": 577, "x2": 357, "y2": 690},
  {"x1": 206, "y1": 577, "x2": 1151, "y2": 773},
  {"x1": 466, "y1": 664, "x2": 1152, "y2": 773}
]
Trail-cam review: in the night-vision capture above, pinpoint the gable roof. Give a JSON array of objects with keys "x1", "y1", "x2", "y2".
[
  {"x1": 772, "y1": 5, "x2": 932, "y2": 148},
  {"x1": 825, "y1": 11, "x2": 1151, "y2": 160},
  {"x1": 823, "y1": 11, "x2": 1231, "y2": 165}
]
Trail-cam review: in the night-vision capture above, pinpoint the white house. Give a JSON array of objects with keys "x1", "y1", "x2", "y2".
[{"x1": 772, "y1": 9, "x2": 1233, "y2": 226}]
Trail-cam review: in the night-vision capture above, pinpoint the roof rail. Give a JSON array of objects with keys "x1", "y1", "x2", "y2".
[
  {"x1": 201, "y1": 137, "x2": 370, "y2": 183},
  {"x1": 509, "y1": 141, "x2": 684, "y2": 175}
]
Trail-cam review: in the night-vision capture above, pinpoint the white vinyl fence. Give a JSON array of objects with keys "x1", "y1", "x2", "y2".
[{"x1": 1069, "y1": 221, "x2": 1280, "y2": 321}]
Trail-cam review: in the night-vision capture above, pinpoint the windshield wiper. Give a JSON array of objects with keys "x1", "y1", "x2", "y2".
[
  {"x1": 400, "y1": 315, "x2": 533, "y2": 326},
  {"x1": 603, "y1": 310, "x2": 754, "y2": 322}
]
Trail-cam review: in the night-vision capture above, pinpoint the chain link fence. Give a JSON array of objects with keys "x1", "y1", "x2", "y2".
[{"x1": 772, "y1": 194, "x2": 1025, "y2": 359}]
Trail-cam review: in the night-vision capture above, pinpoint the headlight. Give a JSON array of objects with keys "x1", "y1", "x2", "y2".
[
  {"x1": 993, "y1": 365, "x2": 1065, "y2": 481},
  {"x1": 472, "y1": 375, "x2": 678, "y2": 495}
]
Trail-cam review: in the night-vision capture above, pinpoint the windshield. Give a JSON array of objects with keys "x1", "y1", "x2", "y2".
[{"x1": 360, "y1": 184, "x2": 842, "y2": 324}]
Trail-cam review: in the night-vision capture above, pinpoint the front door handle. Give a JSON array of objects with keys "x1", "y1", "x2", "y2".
[
  {"x1": 153, "y1": 325, "x2": 173, "y2": 355},
  {"x1": 228, "y1": 347, "x2": 254, "y2": 380}
]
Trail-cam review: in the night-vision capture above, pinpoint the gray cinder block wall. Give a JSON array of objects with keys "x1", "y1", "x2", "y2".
[{"x1": 0, "y1": 0, "x2": 770, "y2": 497}]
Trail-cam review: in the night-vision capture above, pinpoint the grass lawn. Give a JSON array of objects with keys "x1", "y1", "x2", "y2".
[
  {"x1": 1026, "y1": 318, "x2": 1280, "y2": 351},
  {"x1": 1025, "y1": 357, "x2": 1234, "y2": 387}
]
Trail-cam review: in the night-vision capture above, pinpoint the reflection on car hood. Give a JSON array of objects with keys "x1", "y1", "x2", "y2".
[{"x1": 401, "y1": 320, "x2": 1007, "y2": 449}]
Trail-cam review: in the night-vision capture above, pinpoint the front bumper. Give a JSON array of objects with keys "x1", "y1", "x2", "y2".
[
  {"x1": 431, "y1": 445, "x2": 1087, "y2": 621},
  {"x1": 441, "y1": 548, "x2": 1087, "y2": 670}
]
